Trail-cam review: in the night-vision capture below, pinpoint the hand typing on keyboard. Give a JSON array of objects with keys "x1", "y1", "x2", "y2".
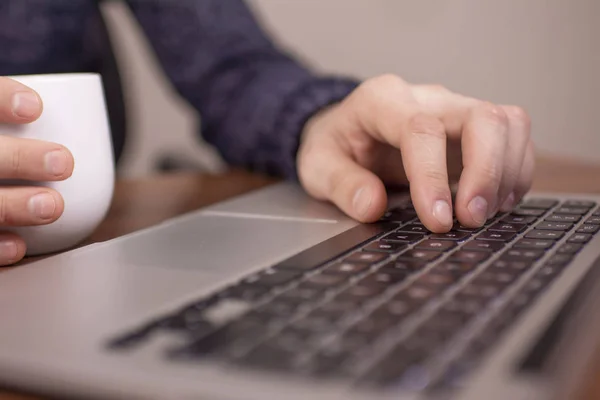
[{"x1": 297, "y1": 75, "x2": 534, "y2": 233}]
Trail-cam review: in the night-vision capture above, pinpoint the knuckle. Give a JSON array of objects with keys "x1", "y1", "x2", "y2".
[
  {"x1": 504, "y1": 105, "x2": 531, "y2": 128},
  {"x1": 421, "y1": 166, "x2": 448, "y2": 183},
  {"x1": 424, "y1": 84, "x2": 450, "y2": 95},
  {"x1": 358, "y1": 74, "x2": 406, "y2": 98},
  {"x1": 481, "y1": 163, "x2": 503, "y2": 184},
  {"x1": 478, "y1": 102, "x2": 509, "y2": 127},
  {"x1": 0, "y1": 195, "x2": 8, "y2": 225},
  {"x1": 408, "y1": 113, "x2": 446, "y2": 140},
  {"x1": 372, "y1": 73, "x2": 407, "y2": 88},
  {"x1": 10, "y1": 147, "x2": 22, "y2": 176}
]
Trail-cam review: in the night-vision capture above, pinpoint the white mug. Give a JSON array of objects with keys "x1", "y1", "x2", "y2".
[{"x1": 0, "y1": 73, "x2": 115, "y2": 255}]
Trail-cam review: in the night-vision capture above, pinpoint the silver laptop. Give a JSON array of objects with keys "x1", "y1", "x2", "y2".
[{"x1": 0, "y1": 182, "x2": 599, "y2": 400}]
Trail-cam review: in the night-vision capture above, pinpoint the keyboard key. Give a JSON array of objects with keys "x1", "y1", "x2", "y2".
[
  {"x1": 382, "y1": 232, "x2": 424, "y2": 243},
  {"x1": 477, "y1": 231, "x2": 516, "y2": 241},
  {"x1": 292, "y1": 314, "x2": 338, "y2": 333},
  {"x1": 452, "y1": 222, "x2": 483, "y2": 232},
  {"x1": 513, "y1": 239, "x2": 555, "y2": 250},
  {"x1": 419, "y1": 311, "x2": 469, "y2": 336},
  {"x1": 463, "y1": 240, "x2": 504, "y2": 252},
  {"x1": 379, "y1": 260, "x2": 427, "y2": 273},
  {"x1": 171, "y1": 318, "x2": 267, "y2": 359},
  {"x1": 594, "y1": 210, "x2": 600, "y2": 216},
  {"x1": 511, "y1": 208, "x2": 546, "y2": 217},
  {"x1": 364, "y1": 241, "x2": 407, "y2": 253},
  {"x1": 302, "y1": 274, "x2": 348, "y2": 290},
  {"x1": 537, "y1": 263, "x2": 567, "y2": 280},
  {"x1": 371, "y1": 297, "x2": 417, "y2": 321},
  {"x1": 567, "y1": 233, "x2": 593, "y2": 244},
  {"x1": 347, "y1": 318, "x2": 399, "y2": 342},
  {"x1": 244, "y1": 270, "x2": 303, "y2": 288},
  {"x1": 220, "y1": 284, "x2": 271, "y2": 302},
  {"x1": 442, "y1": 297, "x2": 484, "y2": 316},
  {"x1": 544, "y1": 254, "x2": 573, "y2": 267},
  {"x1": 416, "y1": 272, "x2": 459, "y2": 289},
  {"x1": 345, "y1": 252, "x2": 388, "y2": 265},
  {"x1": 525, "y1": 230, "x2": 564, "y2": 240},
  {"x1": 317, "y1": 299, "x2": 359, "y2": 315},
  {"x1": 577, "y1": 224, "x2": 600, "y2": 234},
  {"x1": 545, "y1": 214, "x2": 581, "y2": 223},
  {"x1": 322, "y1": 262, "x2": 371, "y2": 276},
  {"x1": 274, "y1": 223, "x2": 395, "y2": 271},
  {"x1": 397, "y1": 249, "x2": 442, "y2": 262},
  {"x1": 433, "y1": 262, "x2": 478, "y2": 277},
  {"x1": 489, "y1": 259, "x2": 532, "y2": 273},
  {"x1": 486, "y1": 211, "x2": 504, "y2": 221},
  {"x1": 416, "y1": 240, "x2": 457, "y2": 252},
  {"x1": 448, "y1": 250, "x2": 489, "y2": 264},
  {"x1": 562, "y1": 200, "x2": 595, "y2": 208},
  {"x1": 555, "y1": 207, "x2": 589, "y2": 215},
  {"x1": 380, "y1": 210, "x2": 417, "y2": 224},
  {"x1": 519, "y1": 199, "x2": 559, "y2": 209},
  {"x1": 535, "y1": 221, "x2": 573, "y2": 231},
  {"x1": 361, "y1": 344, "x2": 427, "y2": 386},
  {"x1": 475, "y1": 270, "x2": 519, "y2": 285},
  {"x1": 277, "y1": 287, "x2": 324, "y2": 304},
  {"x1": 306, "y1": 307, "x2": 349, "y2": 324},
  {"x1": 335, "y1": 285, "x2": 385, "y2": 304},
  {"x1": 501, "y1": 249, "x2": 544, "y2": 262},
  {"x1": 398, "y1": 224, "x2": 430, "y2": 234},
  {"x1": 257, "y1": 300, "x2": 302, "y2": 317},
  {"x1": 307, "y1": 348, "x2": 350, "y2": 377},
  {"x1": 458, "y1": 281, "x2": 505, "y2": 301},
  {"x1": 430, "y1": 231, "x2": 471, "y2": 241},
  {"x1": 402, "y1": 285, "x2": 440, "y2": 303},
  {"x1": 502, "y1": 215, "x2": 537, "y2": 224},
  {"x1": 359, "y1": 271, "x2": 409, "y2": 287},
  {"x1": 331, "y1": 331, "x2": 373, "y2": 354},
  {"x1": 240, "y1": 342, "x2": 301, "y2": 370},
  {"x1": 585, "y1": 216, "x2": 600, "y2": 225},
  {"x1": 557, "y1": 243, "x2": 583, "y2": 254},
  {"x1": 274, "y1": 326, "x2": 320, "y2": 347},
  {"x1": 488, "y1": 222, "x2": 527, "y2": 233}
]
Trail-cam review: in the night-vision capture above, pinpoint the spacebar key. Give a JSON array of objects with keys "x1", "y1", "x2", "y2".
[{"x1": 274, "y1": 223, "x2": 397, "y2": 271}]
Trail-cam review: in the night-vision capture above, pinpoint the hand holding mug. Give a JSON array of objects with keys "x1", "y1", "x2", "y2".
[
  {"x1": 0, "y1": 77, "x2": 75, "y2": 264},
  {"x1": 0, "y1": 74, "x2": 115, "y2": 262}
]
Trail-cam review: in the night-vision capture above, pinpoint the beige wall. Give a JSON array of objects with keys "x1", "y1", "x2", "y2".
[{"x1": 102, "y1": 0, "x2": 600, "y2": 178}]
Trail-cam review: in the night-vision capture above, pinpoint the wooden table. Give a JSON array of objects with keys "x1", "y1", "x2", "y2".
[{"x1": 3, "y1": 156, "x2": 600, "y2": 399}]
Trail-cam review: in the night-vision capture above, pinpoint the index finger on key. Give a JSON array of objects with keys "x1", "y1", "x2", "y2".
[{"x1": 348, "y1": 76, "x2": 453, "y2": 232}]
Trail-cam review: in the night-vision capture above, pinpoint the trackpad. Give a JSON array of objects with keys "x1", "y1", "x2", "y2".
[{"x1": 103, "y1": 213, "x2": 355, "y2": 274}]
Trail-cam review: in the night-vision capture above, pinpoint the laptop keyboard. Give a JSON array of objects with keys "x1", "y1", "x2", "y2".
[{"x1": 107, "y1": 197, "x2": 600, "y2": 393}]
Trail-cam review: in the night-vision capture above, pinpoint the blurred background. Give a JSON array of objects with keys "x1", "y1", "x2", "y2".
[{"x1": 99, "y1": 0, "x2": 600, "y2": 178}]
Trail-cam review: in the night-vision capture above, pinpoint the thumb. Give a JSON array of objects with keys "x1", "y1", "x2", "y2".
[{"x1": 298, "y1": 144, "x2": 387, "y2": 223}]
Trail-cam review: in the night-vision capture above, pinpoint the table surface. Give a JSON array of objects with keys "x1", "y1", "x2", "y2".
[{"x1": 4, "y1": 156, "x2": 600, "y2": 399}]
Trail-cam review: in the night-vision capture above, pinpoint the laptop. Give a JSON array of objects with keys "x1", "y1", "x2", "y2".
[{"x1": 0, "y1": 182, "x2": 599, "y2": 400}]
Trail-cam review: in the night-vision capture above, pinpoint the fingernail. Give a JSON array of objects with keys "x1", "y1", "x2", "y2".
[
  {"x1": 11, "y1": 91, "x2": 40, "y2": 119},
  {"x1": 0, "y1": 241, "x2": 18, "y2": 263},
  {"x1": 500, "y1": 192, "x2": 516, "y2": 212},
  {"x1": 44, "y1": 150, "x2": 69, "y2": 176},
  {"x1": 353, "y1": 188, "x2": 372, "y2": 218},
  {"x1": 432, "y1": 200, "x2": 453, "y2": 228},
  {"x1": 468, "y1": 196, "x2": 488, "y2": 225},
  {"x1": 28, "y1": 193, "x2": 56, "y2": 220}
]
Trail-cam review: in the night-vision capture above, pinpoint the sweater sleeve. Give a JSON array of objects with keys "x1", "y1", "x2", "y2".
[{"x1": 125, "y1": 0, "x2": 359, "y2": 179}]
